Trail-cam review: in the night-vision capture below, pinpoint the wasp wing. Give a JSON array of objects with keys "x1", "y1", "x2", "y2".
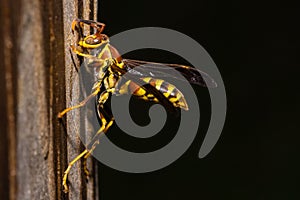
[
  {"x1": 110, "y1": 63, "x2": 179, "y2": 112},
  {"x1": 122, "y1": 59, "x2": 217, "y2": 88}
]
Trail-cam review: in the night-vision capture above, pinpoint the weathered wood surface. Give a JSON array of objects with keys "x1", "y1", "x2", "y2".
[{"x1": 0, "y1": 0, "x2": 98, "y2": 199}]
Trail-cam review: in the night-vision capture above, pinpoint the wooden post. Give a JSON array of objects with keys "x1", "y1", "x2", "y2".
[{"x1": 0, "y1": 0, "x2": 98, "y2": 199}]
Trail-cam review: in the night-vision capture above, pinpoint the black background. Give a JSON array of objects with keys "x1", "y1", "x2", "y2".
[{"x1": 97, "y1": 0, "x2": 300, "y2": 199}]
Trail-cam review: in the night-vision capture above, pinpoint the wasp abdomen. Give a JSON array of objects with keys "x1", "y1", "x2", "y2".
[{"x1": 118, "y1": 78, "x2": 188, "y2": 110}]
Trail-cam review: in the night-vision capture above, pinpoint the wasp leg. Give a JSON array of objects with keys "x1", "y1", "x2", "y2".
[
  {"x1": 82, "y1": 112, "x2": 114, "y2": 178},
  {"x1": 62, "y1": 119, "x2": 107, "y2": 193},
  {"x1": 62, "y1": 89, "x2": 114, "y2": 192},
  {"x1": 57, "y1": 83, "x2": 100, "y2": 118},
  {"x1": 82, "y1": 89, "x2": 114, "y2": 179},
  {"x1": 82, "y1": 141, "x2": 99, "y2": 178},
  {"x1": 62, "y1": 149, "x2": 88, "y2": 193}
]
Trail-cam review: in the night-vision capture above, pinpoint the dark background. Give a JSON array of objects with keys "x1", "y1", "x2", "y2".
[{"x1": 97, "y1": 0, "x2": 299, "y2": 199}]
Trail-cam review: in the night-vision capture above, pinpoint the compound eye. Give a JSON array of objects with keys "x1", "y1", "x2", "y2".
[{"x1": 85, "y1": 36, "x2": 100, "y2": 45}]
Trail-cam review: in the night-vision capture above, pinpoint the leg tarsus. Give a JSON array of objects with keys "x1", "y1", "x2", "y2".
[{"x1": 62, "y1": 150, "x2": 88, "y2": 193}]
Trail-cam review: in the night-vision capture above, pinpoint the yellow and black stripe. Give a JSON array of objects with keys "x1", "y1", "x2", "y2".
[{"x1": 118, "y1": 77, "x2": 188, "y2": 110}]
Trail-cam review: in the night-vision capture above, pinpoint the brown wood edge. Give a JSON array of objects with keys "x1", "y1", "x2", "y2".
[{"x1": 0, "y1": 0, "x2": 98, "y2": 199}]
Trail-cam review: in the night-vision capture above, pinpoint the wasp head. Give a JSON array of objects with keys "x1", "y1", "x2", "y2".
[
  {"x1": 78, "y1": 33, "x2": 110, "y2": 49},
  {"x1": 71, "y1": 18, "x2": 109, "y2": 49}
]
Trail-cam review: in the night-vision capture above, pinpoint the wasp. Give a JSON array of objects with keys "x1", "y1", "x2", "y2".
[{"x1": 58, "y1": 19, "x2": 217, "y2": 193}]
